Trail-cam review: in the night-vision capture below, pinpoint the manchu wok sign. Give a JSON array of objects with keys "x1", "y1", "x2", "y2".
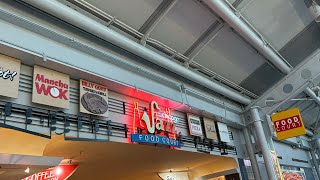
[{"x1": 131, "y1": 101, "x2": 180, "y2": 148}]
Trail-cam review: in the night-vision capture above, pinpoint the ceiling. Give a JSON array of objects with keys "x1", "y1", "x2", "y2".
[
  {"x1": 0, "y1": 129, "x2": 238, "y2": 180},
  {"x1": 57, "y1": 0, "x2": 319, "y2": 99},
  {"x1": 43, "y1": 138, "x2": 238, "y2": 180}
]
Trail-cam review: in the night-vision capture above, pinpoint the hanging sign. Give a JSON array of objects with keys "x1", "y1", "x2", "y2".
[
  {"x1": 32, "y1": 66, "x2": 70, "y2": 109},
  {"x1": 270, "y1": 150, "x2": 284, "y2": 180},
  {"x1": 271, "y1": 108, "x2": 306, "y2": 140},
  {"x1": 187, "y1": 114, "x2": 203, "y2": 137},
  {"x1": 203, "y1": 117, "x2": 218, "y2": 140},
  {"x1": 217, "y1": 122, "x2": 230, "y2": 143},
  {"x1": 282, "y1": 170, "x2": 306, "y2": 180},
  {"x1": 0, "y1": 54, "x2": 20, "y2": 98},
  {"x1": 22, "y1": 164, "x2": 78, "y2": 180},
  {"x1": 80, "y1": 79, "x2": 108, "y2": 117},
  {"x1": 131, "y1": 101, "x2": 180, "y2": 148}
]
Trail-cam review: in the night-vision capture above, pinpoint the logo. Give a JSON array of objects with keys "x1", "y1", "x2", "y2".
[
  {"x1": 0, "y1": 67, "x2": 17, "y2": 81},
  {"x1": 131, "y1": 101, "x2": 180, "y2": 148},
  {"x1": 135, "y1": 101, "x2": 176, "y2": 134},
  {"x1": 35, "y1": 74, "x2": 69, "y2": 100}
]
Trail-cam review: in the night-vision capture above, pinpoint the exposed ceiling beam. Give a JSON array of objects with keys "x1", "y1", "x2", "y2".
[
  {"x1": 204, "y1": 0, "x2": 320, "y2": 112},
  {"x1": 55, "y1": 0, "x2": 258, "y2": 100},
  {"x1": 139, "y1": 0, "x2": 178, "y2": 46},
  {"x1": 183, "y1": 21, "x2": 223, "y2": 66},
  {"x1": 22, "y1": 0, "x2": 253, "y2": 105},
  {"x1": 183, "y1": 0, "x2": 243, "y2": 66}
]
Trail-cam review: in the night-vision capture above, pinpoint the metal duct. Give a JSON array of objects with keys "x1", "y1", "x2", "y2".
[
  {"x1": 203, "y1": 0, "x2": 292, "y2": 74},
  {"x1": 204, "y1": 0, "x2": 320, "y2": 108},
  {"x1": 21, "y1": 0, "x2": 252, "y2": 105}
]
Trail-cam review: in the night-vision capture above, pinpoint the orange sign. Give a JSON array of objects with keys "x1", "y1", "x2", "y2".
[
  {"x1": 271, "y1": 108, "x2": 306, "y2": 140},
  {"x1": 270, "y1": 150, "x2": 284, "y2": 180}
]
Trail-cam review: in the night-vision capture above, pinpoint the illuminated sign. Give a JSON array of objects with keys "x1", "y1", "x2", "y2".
[
  {"x1": 22, "y1": 164, "x2": 78, "y2": 180},
  {"x1": 0, "y1": 54, "x2": 20, "y2": 98},
  {"x1": 271, "y1": 108, "x2": 306, "y2": 140},
  {"x1": 32, "y1": 66, "x2": 70, "y2": 109},
  {"x1": 131, "y1": 101, "x2": 180, "y2": 148}
]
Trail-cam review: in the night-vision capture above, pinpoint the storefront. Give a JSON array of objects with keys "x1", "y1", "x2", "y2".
[{"x1": 0, "y1": 54, "x2": 242, "y2": 179}]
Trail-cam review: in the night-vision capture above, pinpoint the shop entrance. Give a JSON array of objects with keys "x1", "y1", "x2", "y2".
[{"x1": 0, "y1": 128, "x2": 240, "y2": 180}]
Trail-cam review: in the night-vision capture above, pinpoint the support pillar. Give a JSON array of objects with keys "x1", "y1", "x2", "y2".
[
  {"x1": 316, "y1": 139, "x2": 320, "y2": 157},
  {"x1": 250, "y1": 108, "x2": 276, "y2": 180},
  {"x1": 243, "y1": 127, "x2": 262, "y2": 180},
  {"x1": 310, "y1": 149, "x2": 320, "y2": 179}
]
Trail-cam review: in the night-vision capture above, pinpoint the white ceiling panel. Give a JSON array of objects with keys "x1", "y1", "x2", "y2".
[
  {"x1": 240, "y1": 0, "x2": 313, "y2": 50},
  {"x1": 149, "y1": 0, "x2": 216, "y2": 53},
  {"x1": 194, "y1": 27, "x2": 265, "y2": 84},
  {"x1": 84, "y1": 0, "x2": 162, "y2": 30}
]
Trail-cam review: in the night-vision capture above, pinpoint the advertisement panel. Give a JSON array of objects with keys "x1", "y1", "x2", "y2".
[
  {"x1": 0, "y1": 54, "x2": 20, "y2": 98},
  {"x1": 282, "y1": 170, "x2": 306, "y2": 180},
  {"x1": 271, "y1": 108, "x2": 306, "y2": 140},
  {"x1": 203, "y1": 117, "x2": 218, "y2": 141},
  {"x1": 131, "y1": 101, "x2": 180, "y2": 148},
  {"x1": 22, "y1": 164, "x2": 78, "y2": 180},
  {"x1": 187, "y1": 113, "x2": 203, "y2": 137},
  {"x1": 270, "y1": 150, "x2": 284, "y2": 180},
  {"x1": 80, "y1": 79, "x2": 108, "y2": 117},
  {"x1": 32, "y1": 66, "x2": 70, "y2": 109},
  {"x1": 217, "y1": 122, "x2": 230, "y2": 143}
]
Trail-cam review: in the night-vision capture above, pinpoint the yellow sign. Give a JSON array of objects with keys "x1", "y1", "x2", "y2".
[
  {"x1": 271, "y1": 108, "x2": 306, "y2": 140},
  {"x1": 270, "y1": 150, "x2": 284, "y2": 180}
]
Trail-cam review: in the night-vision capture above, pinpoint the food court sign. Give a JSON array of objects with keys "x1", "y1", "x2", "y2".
[
  {"x1": 271, "y1": 108, "x2": 306, "y2": 140},
  {"x1": 131, "y1": 101, "x2": 180, "y2": 148}
]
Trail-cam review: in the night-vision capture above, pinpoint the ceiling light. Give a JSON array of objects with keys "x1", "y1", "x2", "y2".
[
  {"x1": 24, "y1": 167, "x2": 30, "y2": 173},
  {"x1": 55, "y1": 167, "x2": 62, "y2": 176}
]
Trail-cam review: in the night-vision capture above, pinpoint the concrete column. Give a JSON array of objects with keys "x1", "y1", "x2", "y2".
[
  {"x1": 310, "y1": 149, "x2": 320, "y2": 179},
  {"x1": 250, "y1": 108, "x2": 276, "y2": 180},
  {"x1": 243, "y1": 127, "x2": 262, "y2": 180}
]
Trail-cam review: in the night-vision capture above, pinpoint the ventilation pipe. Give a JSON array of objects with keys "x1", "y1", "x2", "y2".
[
  {"x1": 21, "y1": 0, "x2": 252, "y2": 105},
  {"x1": 203, "y1": 0, "x2": 320, "y2": 106}
]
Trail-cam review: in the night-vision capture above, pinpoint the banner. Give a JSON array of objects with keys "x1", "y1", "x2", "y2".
[
  {"x1": 0, "y1": 54, "x2": 20, "y2": 98},
  {"x1": 282, "y1": 170, "x2": 306, "y2": 180},
  {"x1": 203, "y1": 117, "x2": 218, "y2": 140},
  {"x1": 32, "y1": 66, "x2": 70, "y2": 109},
  {"x1": 217, "y1": 122, "x2": 230, "y2": 143},
  {"x1": 22, "y1": 164, "x2": 78, "y2": 180},
  {"x1": 80, "y1": 79, "x2": 108, "y2": 117},
  {"x1": 271, "y1": 108, "x2": 306, "y2": 140},
  {"x1": 187, "y1": 114, "x2": 203, "y2": 137},
  {"x1": 270, "y1": 150, "x2": 284, "y2": 180}
]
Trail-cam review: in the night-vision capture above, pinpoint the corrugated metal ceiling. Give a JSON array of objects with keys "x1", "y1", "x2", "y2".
[{"x1": 63, "y1": 0, "x2": 317, "y2": 100}]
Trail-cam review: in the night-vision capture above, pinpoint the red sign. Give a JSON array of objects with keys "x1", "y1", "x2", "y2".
[
  {"x1": 22, "y1": 164, "x2": 78, "y2": 180},
  {"x1": 273, "y1": 115, "x2": 302, "y2": 133},
  {"x1": 35, "y1": 74, "x2": 69, "y2": 100}
]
